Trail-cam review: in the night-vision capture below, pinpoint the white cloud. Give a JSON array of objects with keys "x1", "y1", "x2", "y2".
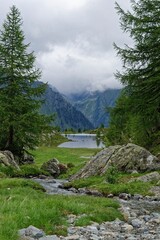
[
  {"x1": 0, "y1": 0, "x2": 132, "y2": 93},
  {"x1": 37, "y1": 42, "x2": 122, "y2": 93}
]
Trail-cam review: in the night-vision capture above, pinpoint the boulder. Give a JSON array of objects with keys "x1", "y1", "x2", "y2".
[
  {"x1": 108, "y1": 143, "x2": 159, "y2": 173},
  {"x1": 58, "y1": 163, "x2": 68, "y2": 174},
  {"x1": 70, "y1": 143, "x2": 160, "y2": 180},
  {"x1": 41, "y1": 158, "x2": 60, "y2": 177},
  {"x1": 21, "y1": 152, "x2": 35, "y2": 165},
  {"x1": 129, "y1": 171, "x2": 160, "y2": 183},
  {"x1": 0, "y1": 150, "x2": 19, "y2": 169},
  {"x1": 19, "y1": 225, "x2": 45, "y2": 239}
]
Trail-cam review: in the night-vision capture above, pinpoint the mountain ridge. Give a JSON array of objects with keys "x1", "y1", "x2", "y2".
[
  {"x1": 66, "y1": 89, "x2": 121, "y2": 128},
  {"x1": 36, "y1": 81, "x2": 121, "y2": 130},
  {"x1": 40, "y1": 83, "x2": 94, "y2": 131}
]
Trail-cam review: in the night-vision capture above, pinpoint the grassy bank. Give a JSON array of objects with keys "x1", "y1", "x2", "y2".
[
  {"x1": 0, "y1": 178, "x2": 122, "y2": 240},
  {"x1": 0, "y1": 144, "x2": 100, "y2": 178},
  {"x1": 64, "y1": 174, "x2": 154, "y2": 196},
  {"x1": 32, "y1": 146, "x2": 159, "y2": 197},
  {"x1": 31, "y1": 146, "x2": 100, "y2": 177}
]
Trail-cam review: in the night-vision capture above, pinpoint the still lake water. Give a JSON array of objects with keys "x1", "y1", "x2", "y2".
[{"x1": 58, "y1": 134, "x2": 105, "y2": 149}]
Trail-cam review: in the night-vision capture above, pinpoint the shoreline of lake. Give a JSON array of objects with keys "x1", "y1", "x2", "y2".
[{"x1": 58, "y1": 133, "x2": 105, "y2": 149}]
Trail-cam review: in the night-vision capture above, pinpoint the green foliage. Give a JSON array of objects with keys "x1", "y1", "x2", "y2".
[
  {"x1": 39, "y1": 131, "x2": 67, "y2": 147},
  {"x1": 107, "y1": 0, "x2": 160, "y2": 149},
  {"x1": 0, "y1": 6, "x2": 52, "y2": 157},
  {"x1": 105, "y1": 166, "x2": 119, "y2": 184},
  {"x1": 150, "y1": 131, "x2": 160, "y2": 155},
  {"x1": 107, "y1": 91, "x2": 154, "y2": 147},
  {"x1": 106, "y1": 92, "x2": 131, "y2": 145}
]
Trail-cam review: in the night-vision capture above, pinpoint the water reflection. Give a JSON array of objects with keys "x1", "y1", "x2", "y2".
[{"x1": 58, "y1": 134, "x2": 105, "y2": 149}]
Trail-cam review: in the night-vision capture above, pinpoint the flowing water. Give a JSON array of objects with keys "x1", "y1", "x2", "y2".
[{"x1": 33, "y1": 178, "x2": 76, "y2": 195}]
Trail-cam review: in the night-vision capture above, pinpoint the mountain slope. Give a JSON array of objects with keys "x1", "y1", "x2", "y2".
[
  {"x1": 67, "y1": 89, "x2": 121, "y2": 128},
  {"x1": 40, "y1": 83, "x2": 94, "y2": 131}
]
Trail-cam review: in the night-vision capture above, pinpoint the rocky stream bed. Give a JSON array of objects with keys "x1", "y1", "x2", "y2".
[{"x1": 19, "y1": 178, "x2": 160, "y2": 240}]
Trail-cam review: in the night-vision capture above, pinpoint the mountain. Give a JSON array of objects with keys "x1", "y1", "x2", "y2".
[
  {"x1": 67, "y1": 89, "x2": 121, "y2": 128},
  {"x1": 40, "y1": 83, "x2": 94, "y2": 131}
]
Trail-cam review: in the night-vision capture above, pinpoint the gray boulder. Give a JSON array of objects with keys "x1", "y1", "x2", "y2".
[
  {"x1": 21, "y1": 152, "x2": 35, "y2": 165},
  {"x1": 19, "y1": 225, "x2": 45, "y2": 239},
  {"x1": 0, "y1": 150, "x2": 19, "y2": 169},
  {"x1": 70, "y1": 143, "x2": 160, "y2": 180},
  {"x1": 129, "y1": 171, "x2": 160, "y2": 183},
  {"x1": 41, "y1": 158, "x2": 60, "y2": 177}
]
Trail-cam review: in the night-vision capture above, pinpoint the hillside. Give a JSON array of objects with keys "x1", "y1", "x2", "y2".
[
  {"x1": 67, "y1": 89, "x2": 121, "y2": 128},
  {"x1": 40, "y1": 83, "x2": 94, "y2": 131}
]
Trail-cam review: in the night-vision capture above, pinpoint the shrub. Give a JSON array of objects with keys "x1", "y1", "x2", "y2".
[{"x1": 105, "y1": 166, "x2": 119, "y2": 184}]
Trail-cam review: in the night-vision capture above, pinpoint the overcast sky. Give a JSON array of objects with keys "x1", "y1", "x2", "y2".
[{"x1": 0, "y1": 0, "x2": 132, "y2": 94}]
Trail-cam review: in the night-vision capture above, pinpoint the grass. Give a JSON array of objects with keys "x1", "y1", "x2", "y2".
[
  {"x1": 0, "y1": 143, "x2": 100, "y2": 178},
  {"x1": 0, "y1": 137, "x2": 159, "y2": 239},
  {"x1": 0, "y1": 164, "x2": 50, "y2": 178},
  {"x1": 31, "y1": 146, "x2": 100, "y2": 178},
  {"x1": 0, "y1": 178, "x2": 122, "y2": 240},
  {"x1": 0, "y1": 144, "x2": 123, "y2": 239},
  {"x1": 64, "y1": 174, "x2": 154, "y2": 196},
  {"x1": 32, "y1": 146, "x2": 99, "y2": 165}
]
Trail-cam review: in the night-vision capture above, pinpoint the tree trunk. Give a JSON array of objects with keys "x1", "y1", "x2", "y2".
[{"x1": 5, "y1": 125, "x2": 14, "y2": 149}]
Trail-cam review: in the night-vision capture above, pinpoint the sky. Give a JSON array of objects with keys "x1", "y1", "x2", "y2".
[{"x1": 0, "y1": 0, "x2": 132, "y2": 94}]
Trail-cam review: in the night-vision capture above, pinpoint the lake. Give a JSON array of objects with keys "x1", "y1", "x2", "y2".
[{"x1": 58, "y1": 133, "x2": 105, "y2": 149}]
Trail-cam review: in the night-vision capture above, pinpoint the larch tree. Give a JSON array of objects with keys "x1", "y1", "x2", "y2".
[
  {"x1": 0, "y1": 5, "x2": 52, "y2": 157},
  {"x1": 107, "y1": 0, "x2": 160, "y2": 148}
]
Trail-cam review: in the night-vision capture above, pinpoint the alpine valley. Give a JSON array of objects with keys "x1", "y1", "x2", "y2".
[
  {"x1": 66, "y1": 89, "x2": 121, "y2": 128},
  {"x1": 40, "y1": 82, "x2": 121, "y2": 130}
]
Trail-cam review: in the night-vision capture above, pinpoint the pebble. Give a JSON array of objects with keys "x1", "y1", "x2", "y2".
[{"x1": 19, "y1": 182, "x2": 160, "y2": 240}]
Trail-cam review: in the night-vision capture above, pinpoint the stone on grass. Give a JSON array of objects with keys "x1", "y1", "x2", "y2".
[
  {"x1": 129, "y1": 171, "x2": 160, "y2": 183},
  {"x1": 21, "y1": 152, "x2": 34, "y2": 164},
  {"x1": 41, "y1": 158, "x2": 60, "y2": 177},
  {"x1": 19, "y1": 225, "x2": 45, "y2": 239},
  {"x1": 0, "y1": 150, "x2": 19, "y2": 169},
  {"x1": 70, "y1": 143, "x2": 160, "y2": 180}
]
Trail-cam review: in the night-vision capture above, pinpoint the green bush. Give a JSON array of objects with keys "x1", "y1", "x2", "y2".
[{"x1": 105, "y1": 166, "x2": 119, "y2": 184}]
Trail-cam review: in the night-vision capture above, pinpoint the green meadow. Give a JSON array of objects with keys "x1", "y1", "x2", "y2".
[{"x1": 0, "y1": 142, "x2": 159, "y2": 239}]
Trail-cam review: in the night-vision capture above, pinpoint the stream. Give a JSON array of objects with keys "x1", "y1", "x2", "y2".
[
  {"x1": 33, "y1": 178, "x2": 76, "y2": 195},
  {"x1": 33, "y1": 177, "x2": 160, "y2": 214},
  {"x1": 21, "y1": 178, "x2": 160, "y2": 240}
]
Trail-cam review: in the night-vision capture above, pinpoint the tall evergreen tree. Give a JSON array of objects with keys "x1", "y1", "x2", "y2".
[
  {"x1": 0, "y1": 5, "x2": 52, "y2": 156},
  {"x1": 108, "y1": 0, "x2": 160, "y2": 148}
]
